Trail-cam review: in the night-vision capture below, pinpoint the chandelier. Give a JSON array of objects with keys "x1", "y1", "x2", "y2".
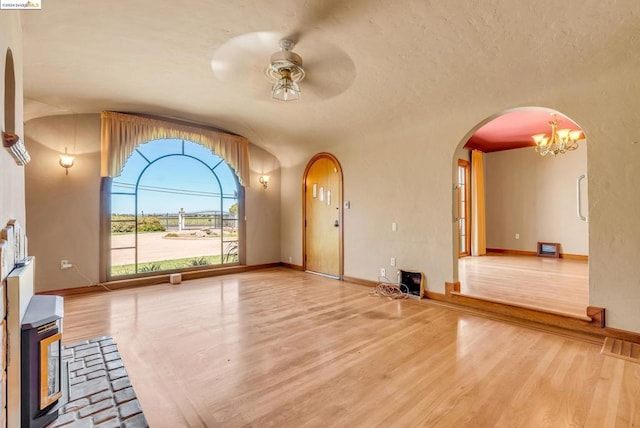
[
  {"x1": 266, "y1": 39, "x2": 305, "y2": 101},
  {"x1": 531, "y1": 115, "x2": 583, "y2": 156}
]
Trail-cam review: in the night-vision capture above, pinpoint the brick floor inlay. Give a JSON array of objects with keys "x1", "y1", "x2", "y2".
[{"x1": 49, "y1": 336, "x2": 149, "y2": 428}]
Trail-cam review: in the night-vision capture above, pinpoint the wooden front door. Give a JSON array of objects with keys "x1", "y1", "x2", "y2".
[{"x1": 303, "y1": 153, "x2": 343, "y2": 278}]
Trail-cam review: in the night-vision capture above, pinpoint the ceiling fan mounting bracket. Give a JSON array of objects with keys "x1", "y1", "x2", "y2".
[{"x1": 279, "y1": 39, "x2": 295, "y2": 51}]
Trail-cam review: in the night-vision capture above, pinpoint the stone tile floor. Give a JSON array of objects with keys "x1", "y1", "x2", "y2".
[{"x1": 48, "y1": 336, "x2": 149, "y2": 428}]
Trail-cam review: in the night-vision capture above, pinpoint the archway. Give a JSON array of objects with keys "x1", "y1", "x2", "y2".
[{"x1": 451, "y1": 107, "x2": 589, "y2": 317}]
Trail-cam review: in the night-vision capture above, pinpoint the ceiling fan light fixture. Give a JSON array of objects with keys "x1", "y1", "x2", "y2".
[
  {"x1": 271, "y1": 69, "x2": 301, "y2": 101},
  {"x1": 266, "y1": 39, "x2": 305, "y2": 101}
]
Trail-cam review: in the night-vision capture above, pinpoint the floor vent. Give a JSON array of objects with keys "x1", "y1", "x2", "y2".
[{"x1": 601, "y1": 337, "x2": 640, "y2": 364}]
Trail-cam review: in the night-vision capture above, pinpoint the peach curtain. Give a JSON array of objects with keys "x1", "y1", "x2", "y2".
[
  {"x1": 100, "y1": 111, "x2": 251, "y2": 187},
  {"x1": 471, "y1": 149, "x2": 486, "y2": 256}
]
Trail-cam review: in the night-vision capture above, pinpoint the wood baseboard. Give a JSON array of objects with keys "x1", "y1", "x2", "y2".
[
  {"x1": 560, "y1": 253, "x2": 589, "y2": 261},
  {"x1": 342, "y1": 276, "x2": 377, "y2": 288},
  {"x1": 181, "y1": 263, "x2": 281, "y2": 281},
  {"x1": 604, "y1": 327, "x2": 640, "y2": 344},
  {"x1": 38, "y1": 263, "x2": 282, "y2": 296},
  {"x1": 487, "y1": 248, "x2": 588, "y2": 261},
  {"x1": 487, "y1": 248, "x2": 537, "y2": 256},
  {"x1": 281, "y1": 262, "x2": 304, "y2": 271}
]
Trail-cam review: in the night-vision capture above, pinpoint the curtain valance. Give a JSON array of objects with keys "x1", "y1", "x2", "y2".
[{"x1": 100, "y1": 111, "x2": 250, "y2": 187}]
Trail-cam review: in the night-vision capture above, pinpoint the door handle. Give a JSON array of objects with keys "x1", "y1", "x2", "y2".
[
  {"x1": 334, "y1": 220, "x2": 339, "y2": 227},
  {"x1": 576, "y1": 173, "x2": 588, "y2": 222},
  {"x1": 453, "y1": 184, "x2": 460, "y2": 222}
]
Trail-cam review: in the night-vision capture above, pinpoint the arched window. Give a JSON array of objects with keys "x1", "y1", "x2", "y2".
[{"x1": 107, "y1": 138, "x2": 241, "y2": 279}]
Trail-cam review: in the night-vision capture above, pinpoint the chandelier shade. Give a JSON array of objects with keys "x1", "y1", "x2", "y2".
[{"x1": 532, "y1": 115, "x2": 582, "y2": 156}]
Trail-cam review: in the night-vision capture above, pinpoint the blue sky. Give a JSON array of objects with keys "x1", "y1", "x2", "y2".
[{"x1": 111, "y1": 139, "x2": 238, "y2": 215}]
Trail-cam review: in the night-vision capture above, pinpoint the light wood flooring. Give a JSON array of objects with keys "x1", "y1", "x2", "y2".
[
  {"x1": 62, "y1": 268, "x2": 639, "y2": 427},
  {"x1": 459, "y1": 254, "x2": 589, "y2": 318}
]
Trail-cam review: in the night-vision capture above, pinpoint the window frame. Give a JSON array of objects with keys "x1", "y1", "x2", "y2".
[
  {"x1": 99, "y1": 139, "x2": 245, "y2": 283},
  {"x1": 457, "y1": 159, "x2": 470, "y2": 258}
]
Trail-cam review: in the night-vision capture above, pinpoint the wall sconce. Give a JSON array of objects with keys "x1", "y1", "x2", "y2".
[
  {"x1": 59, "y1": 148, "x2": 75, "y2": 175},
  {"x1": 259, "y1": 175, "x2": 270, "y2": 189}
]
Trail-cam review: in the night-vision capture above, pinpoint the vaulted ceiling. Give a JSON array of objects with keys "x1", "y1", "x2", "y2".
[{"x1": 19, "y1": 1, "x2": 635, "y2": 164}]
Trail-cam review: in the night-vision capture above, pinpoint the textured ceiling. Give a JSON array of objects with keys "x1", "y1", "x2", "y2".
[{"x1": 19, "y1": 1, "x2": 639, "y2": 164}]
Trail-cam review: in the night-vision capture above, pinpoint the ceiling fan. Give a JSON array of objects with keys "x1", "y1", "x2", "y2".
[
  {"x1": 210, "y1": 32, "x2": 355, "y2": 102},
  {"x1": 210, "y1": 1, "x2": 369, "y2": 102}
]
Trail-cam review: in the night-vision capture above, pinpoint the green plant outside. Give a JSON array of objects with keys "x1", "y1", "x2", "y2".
[
  {"x1": 111, "y1": 254, "x2": 226, "y2": 276},
  {"x1": 111, "y1": 215, "x2": 166, "y2": 233},
  {"x1": 189, "y1": 256, "x2": 210, "y2": 266}
]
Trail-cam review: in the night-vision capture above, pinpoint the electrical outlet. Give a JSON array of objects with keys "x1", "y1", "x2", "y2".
[
  {"x1": 390, "y1": 257, "x2": 396, "y2": 266},
  {"x1": 391, "y1": 222, "x2": 397, "y2": 232},
  {"x1": 288, "y1": 256, "x2": 292, "y2": 263},
  {"x1": 380, "y1": 268, "x2": 386, "y2": 277},
  {"x1": 60, "y1": 260, "x2": 72, "y2": 269},
  {"x1": 515, "y1": 233, "x2": 520, "y2": 239}
]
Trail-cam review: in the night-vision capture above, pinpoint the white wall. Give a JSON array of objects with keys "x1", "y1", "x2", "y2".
[
  {"x1": 246, "y1": 144, "x2": 281, "y2": 265},
  {"x1": 485, "y1": 144, "x2": 588, "y2": 255},
  {"x1": 24, "y1": 115, "x2": 101, "y2": 292},
  {"x1": 1, "y1": 12, "x2": 25, "y2": 227}
]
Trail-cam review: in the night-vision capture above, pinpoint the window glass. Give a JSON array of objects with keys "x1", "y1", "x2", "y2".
[{"x1": 108, "y1": 139, "x2": 240, "y2": 279}]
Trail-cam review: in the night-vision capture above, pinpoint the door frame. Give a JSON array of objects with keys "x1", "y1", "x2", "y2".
[
  {"x1": 457, "y1": 159, "x2": 470, "y2": 257},
  {"x1": 302, "y1": 152, "x2": 344, "y2": 278}
]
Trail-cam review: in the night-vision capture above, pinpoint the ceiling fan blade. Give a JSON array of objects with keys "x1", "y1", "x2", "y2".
[
  {"x1": 299, "y1": 46, "x2": 356, "y2": 100},
  {"x1": 211, "y1": 31, "x2": 284, "y2": 98},
  {"x1": 287, "y1": 0, "x2": 376, "y2": 43}
]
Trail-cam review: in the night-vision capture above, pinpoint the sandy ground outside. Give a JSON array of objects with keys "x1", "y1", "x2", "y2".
[{"x1": 111, "y1": 231, "x2": 234, "y2": 265}]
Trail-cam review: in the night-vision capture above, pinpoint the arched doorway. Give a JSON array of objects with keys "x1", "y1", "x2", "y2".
[
  {"x1": 303, "y1": 153, "x2": 343, "y2": 279},
  {"x1": 452, "y1": 107, "x2": 589, "y2": 317}
]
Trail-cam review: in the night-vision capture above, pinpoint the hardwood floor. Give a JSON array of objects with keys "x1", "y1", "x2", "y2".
[
  {"x1": 62, "y1": 268, "x2": 639, "y2": 427},
  {"x1": 459, "y1": 254, "x2": 589, "y2": 318}
]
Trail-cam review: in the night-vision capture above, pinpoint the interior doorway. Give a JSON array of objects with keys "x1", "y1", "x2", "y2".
[
  {"x1": 303, "y1": 153, "x2": 343, "y2": 279},
  {"x1": 453, "y1": 108, "x2": 589, "y2": 317}
]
